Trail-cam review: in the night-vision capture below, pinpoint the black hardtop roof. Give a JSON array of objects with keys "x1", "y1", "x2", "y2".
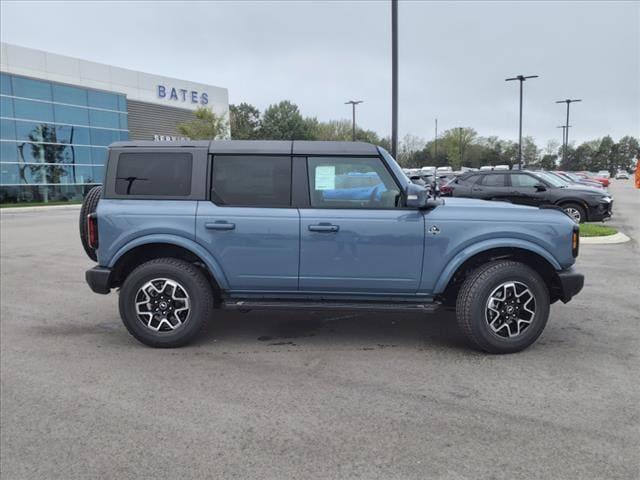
[{"x1": 109, "y1": 140, "x2": 380, "y2": 156}]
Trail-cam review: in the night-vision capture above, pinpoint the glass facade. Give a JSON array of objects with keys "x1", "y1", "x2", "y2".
[{"x1": 0, "y1": 72, "x2": 128, "y2": 204}]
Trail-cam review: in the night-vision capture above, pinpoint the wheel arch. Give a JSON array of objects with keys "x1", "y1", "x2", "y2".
[
  {"x1": 555, "y1": 198, "x2": 590, "y2": 221},
  {"x1": 108, "y1": 236, "x2": 229, "y2": 292},
  {"x1": 436, "y1": 245, "x2": 564, "y2": 305}
]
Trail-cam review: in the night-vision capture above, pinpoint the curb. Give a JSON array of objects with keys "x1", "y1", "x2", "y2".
[
  {"x1": 0, "y1": 204, "x2": 82, "y2": 214},
  {"x1": 580, "y1": 232, "x2": 630, "y2": 245}
]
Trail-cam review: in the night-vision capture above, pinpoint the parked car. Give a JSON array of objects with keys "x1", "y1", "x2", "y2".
[
  {"x1": 82, "y1": 140, "x2": 583, "y2": 353},
  {"x1": 553, "y1": 171, "x2": 603, "y2": 190},
  {"x1": 574, "y1": 172, "x2": 610, "y2": 188},
  {"x1": 449, "y1": 169, "x2": 613, "y2": 223},
  {"x1": 615, "y1": 170, "x2": 629, "y2": 179},
  {"x1": 597, "y1": 170, "x2": 611, "y2": 179},
  {"x1": 493, "y1": 165, "x2": 510, "y2": 171}
]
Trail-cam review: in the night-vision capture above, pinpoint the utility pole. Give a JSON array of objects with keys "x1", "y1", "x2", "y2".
[
  {"x1": 557, "y1": 125, "x2": 569, "y2": 151},
  {"x1": 344, "y1": 100, "x2": 363, "y2": 141},
  {"x1": 434, "y1": 118, "x2": 438, "y2": 159},
  {"x1": 458, "y1": 127, "x2": 463, "y2": 166},
  {"x1": 505, "y1": 74, "x2": 539, "y2": 169},
  {"x1": 391, "y1": 0, "x2": 398, "y2": 157},
  {"x1": 555, "y1": 99, "x2": 582, "y2": 164}
]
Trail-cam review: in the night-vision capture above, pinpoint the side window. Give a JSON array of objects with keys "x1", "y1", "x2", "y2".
[
  {"x1": 212, "y1": 156, "x2": 291, "y2": 207},
  {"x1": 511, "y1": 174, "x2": 540, "y2": 187},
  {"x1": 480, "y1": 174, "x2": 506, "y2": 187},
  {"x1": 115, "y1": 152, "x2": 192, "y2": 196},
  {"x1": 307, "y1": 157, "x2": 401, "y2": 209}
]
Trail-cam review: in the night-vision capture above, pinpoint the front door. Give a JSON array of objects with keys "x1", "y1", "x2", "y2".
[
  {"x1": 196, "y1": 155, "x2": 299, "y2": 291},
  {"x1": 508, "y1": 173, "x2": 547, "y2": 206},
  {"x1": 299, "y1": 156, "x2": 425, "y2": 294}
]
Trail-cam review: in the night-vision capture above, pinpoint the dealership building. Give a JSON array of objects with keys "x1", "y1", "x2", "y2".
[{"x1": 0, "y1": 42, "x2": 229, "y2": 203}]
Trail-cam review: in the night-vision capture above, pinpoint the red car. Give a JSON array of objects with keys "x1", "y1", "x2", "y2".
[{"x1": 576, "y1": 172, "x2": 610, "y2": 187}]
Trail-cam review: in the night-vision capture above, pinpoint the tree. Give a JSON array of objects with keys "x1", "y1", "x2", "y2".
[
  {"x1": 612, "y1": 135, "x2": 639, "y2": 171},
  {"x1": 396, "y1": 134, "x2": 425, "y2": 166},
  {"x1": 521, "y1": 136, "x2": 539, "y2": 166},
  {"x1": 261, "y1": 101, "x2": 313, "y2": 140},
  {"x1": 229, "y1": 103, "x2": 261, "y2": 139},
  {"x1": 438, "y1": 127, "x2": 477, "y2": 169},
  {"x1": 177, "y1": 107, "x2": 228, "y2": 140}
]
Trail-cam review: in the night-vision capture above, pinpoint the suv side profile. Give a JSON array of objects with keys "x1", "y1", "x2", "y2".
[
  {"x1": 82, "y1": 140, "x2": 584, "y2": 353},
  {"x1": 450, "y1": 170, "x2": 613, "y2": 223}
]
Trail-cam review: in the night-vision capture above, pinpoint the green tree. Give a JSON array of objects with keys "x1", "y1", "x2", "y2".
[
  {"x1": 438, "y1": 128, "x2": 477, "y2": 169},
  {"x1": 261, "y1": 101, "x2": 313, "y2": 140},
  {"x1": 612, "y1": 135, "x2": 639, "y2": 171},
  {"x1": 229, "y1": 103, "x2": 261, "y2": 139},
  {"x1": 521, "y1": 136, "x2": 539, "y2": 166},
  {"x1": 177, "y1": 107, "x2": 228, "y2": 140}
]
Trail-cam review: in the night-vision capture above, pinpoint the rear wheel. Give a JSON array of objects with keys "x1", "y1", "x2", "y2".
[
  {"x1": 456, "y1": 260, "x2": 550, "y2": 354},
  {"x1": 118, "y1": 258, "x2": 214, "y2": 348},
  {"x1": 79, "y1": 185, "x2": 103, "y2": 260},
  {"x1": 561, "y1": 202, "x2": 586, "y2": 224}
]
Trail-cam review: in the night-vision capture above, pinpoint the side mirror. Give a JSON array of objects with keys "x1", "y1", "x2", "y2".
[
  {"x1": 405, "y1": 183, "x2": 428, "y2": 209},
  {"x1": 535, "y1": 184, "x2": 547, "y2": 192}
]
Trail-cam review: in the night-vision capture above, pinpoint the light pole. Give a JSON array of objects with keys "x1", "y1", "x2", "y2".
[
  {"x1": 344, "y1": 100, "x2": 363, "y2": 141},
  {"x1": 506, "y1": 74, "x2": 539, "y2": 169},
  {"x1": 556, "y1": 99, "x2": 582, "y2": 164},
  {"x1": 434, "y1": 118, "x2": 438, "y2": 159},
  {"x1": 557, "y1": 125, "x2": 570, "y2": 151},
  {"x1": 391, "y1": 0, "x2": 398, "y2": 157}
]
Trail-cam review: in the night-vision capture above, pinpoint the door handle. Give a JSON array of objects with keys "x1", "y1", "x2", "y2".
[
  {"x1": 205, "y1": 222, "x2": 235, "y2": 231},
  {"x1": 308, "y1": 224, "x2": 339, "y2": 232}
]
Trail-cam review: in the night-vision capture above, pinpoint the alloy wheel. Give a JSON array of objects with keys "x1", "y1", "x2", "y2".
[
  {"x1": 485, "y1": 281, "x2": 536, "y2": 338},
  {"x1": 135, "y1": 278, "x2": 190, "y2": 332}
]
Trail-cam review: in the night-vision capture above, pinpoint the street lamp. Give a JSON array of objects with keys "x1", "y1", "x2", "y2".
[
  {"x1": 557, "y1": 125, "x2": 570, "y2": 150},
  {"x1": 556, "y1": 99, "x2": 582, "y2": 164},
  {"x1": 344, "y1": 100, "x2": 363, "y2": 141},
  {"x1": 391, "y1": 0, "x2": 398, "y2": 157},
  {"x1": 506, "y1": 74, "x2": 539, "y2": 169}
]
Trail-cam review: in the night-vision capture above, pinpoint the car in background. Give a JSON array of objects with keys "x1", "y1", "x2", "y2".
[
  {"x1": 480, "y1": 166, "x2": 494, "y2": 171},
  {"x1": 554, "y1": 171, "x2": 604, "y2": 190},
  {"x1": 615, "y1": 170, "x2": 629, "y2": 179},
  {"x1": 575, "y1": 172, "x2": 610, "y2": 188},
  {"x1": 449, "y1": 170, "x2": 613, "y2": 223},
  {"x1": 493, "y1": 165, "x2": 510, "y2": 171},
  {"x1": 597, "y1": 170, "x2": 611, "y2": 179}
]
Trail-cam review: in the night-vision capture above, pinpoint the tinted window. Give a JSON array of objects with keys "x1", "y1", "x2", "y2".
[
  {"x1": 307, "y1": 157, "x2": 401, "y2": 209},
  {"x1": 13, "y1": 99, "x2": 54, "y2": 122},
  {"x1": 12, "y1": 76, "x2": 51, "y2": 101},
  {"x1": 89, "y1": 109, "x2": 120, "y2": 128},
  {"x1": 54, "y1": 104, "x2": 90, "y2": 126},
  {"x1": 511, "y1": 174, "x2": 540, "y2": 187},
  {"x1": 52, "y1": 84, "x2": 87, "y2": 106},
  {"x1": 1, "y1": 96, "x2": 14, "y2": 117},
  {"x1": 212, "y1": 156, "x2": 291, "y2": 206},
  {"x1": 0, "y1": 73, "x2": 12, "y2": 95},
  {"x1": 0, "y1": 119, "x2": 16, "y2": 140},
  {"x1": 480, "y1": 174, "x2": 506, "y2": 187},
  {"x1": 461, "y1": 174, "x2": 480, "y2": 184},
  {"x1": 88, "y1": 90, "x2": 119, "y2": 110},
  {"x1": 115, "y1": 152, "x2": 192, "y2": 196}
]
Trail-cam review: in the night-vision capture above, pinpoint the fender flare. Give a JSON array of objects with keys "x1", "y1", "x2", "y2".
[
  {"x1": 108, "y1": 234, "x2": 230, "y2": 289},
  {"x1": 433, "y1": 238, "x2": 561, "y2": 294}
]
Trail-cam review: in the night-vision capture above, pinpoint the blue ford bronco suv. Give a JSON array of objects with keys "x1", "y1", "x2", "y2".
[{"x1": 81, "y1": 140, "x2": 584, "y2": 353}]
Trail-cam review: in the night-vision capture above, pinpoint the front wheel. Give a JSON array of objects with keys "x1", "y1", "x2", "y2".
[
  {"x1": 118, "y1": 258, "x2": 214, "y2": 348},
  {"x1": 456, "y1": 260, "x2": 550, "y2": 354},
  {"x1": 561, "y1": 202, "x2": 586, "y2": 224}
]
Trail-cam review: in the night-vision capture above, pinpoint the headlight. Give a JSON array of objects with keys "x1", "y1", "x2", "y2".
[{"x1": 600, "y1": 196, "x2": 612, "y2": 203}]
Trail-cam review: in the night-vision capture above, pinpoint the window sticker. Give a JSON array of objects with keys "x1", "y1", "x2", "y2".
[{"x1": 315, "y1": 165, "x2": 335, "y2": 190}]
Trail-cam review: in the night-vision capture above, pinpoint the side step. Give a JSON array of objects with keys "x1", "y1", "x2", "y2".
[{"x1": 221, "y1": 300, "x2": 440, "y2": 313}]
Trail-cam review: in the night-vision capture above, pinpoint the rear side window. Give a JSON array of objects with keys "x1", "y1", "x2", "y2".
[
  {"x1": 480, "y1": 174, "x2": 506, "y2": 186},
  {"x1": 212, "y1": 156, "x2": 291, "y2": 207},
  {"x1": 115, "y1": 152, "x2": 192, "y2": 196}
]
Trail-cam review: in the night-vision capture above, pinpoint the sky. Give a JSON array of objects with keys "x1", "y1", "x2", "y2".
[{"x1": 1, "y1": 0, "x2": 638, "y2": 147}]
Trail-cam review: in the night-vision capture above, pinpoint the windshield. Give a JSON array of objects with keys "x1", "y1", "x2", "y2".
[{"x1": 533, "y1": 171, "x2": 568, "y2": 188}]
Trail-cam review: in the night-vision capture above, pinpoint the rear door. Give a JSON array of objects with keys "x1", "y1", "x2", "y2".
[
  {"x1": 195, "y1": 155, "x2": 299, "y2": 291},
  {"x1": 298, "y1": 155, "x2": 424, "y2": 293},
  {"x1": 472, "y1": 173, "x2": 509, "y2": 200}
]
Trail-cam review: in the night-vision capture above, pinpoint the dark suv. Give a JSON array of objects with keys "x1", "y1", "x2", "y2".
[{"x1": 450, "y1": 170, "x2": 613, "y2": 223}]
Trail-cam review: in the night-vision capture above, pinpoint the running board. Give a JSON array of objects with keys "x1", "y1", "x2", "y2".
[{"x1": 221, "y1": 300, "x2": 440, "y2": 313}]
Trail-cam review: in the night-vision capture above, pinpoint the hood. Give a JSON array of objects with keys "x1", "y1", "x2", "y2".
[
  {"x1": 431, "y1": 197, "x2": 573, "y2": 224},
  {"x1": 563, "y1": 184, "x2": 608, "y2": 195}
]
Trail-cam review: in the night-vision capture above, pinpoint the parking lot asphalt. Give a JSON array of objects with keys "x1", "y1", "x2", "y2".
[{"x1": 1, "y1": 180, "x2": 638, "y2": 480}]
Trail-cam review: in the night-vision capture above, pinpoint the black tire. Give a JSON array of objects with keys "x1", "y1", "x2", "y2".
[
  {"x1": 456, "y1": 260, "x2": 550, "y2": 354},
  {"x1": 118, "y1": 258, "x2": 214, "y2": 348},
  {"x1": 79, "y1": 185, "x2": 103, "y2": 261},
  {"x1": 560, "y1": 202, "x2": 586, "y2": 224}
]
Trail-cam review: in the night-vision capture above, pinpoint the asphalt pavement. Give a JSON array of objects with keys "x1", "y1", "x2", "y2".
[{"x1": 1, "y1": 180, "x2": 638, "y2": 480}]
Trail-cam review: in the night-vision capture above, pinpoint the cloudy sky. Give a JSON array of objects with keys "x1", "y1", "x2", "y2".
[{"x1": 1, "y1": 1, "x2": 638, "y2": 146}]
